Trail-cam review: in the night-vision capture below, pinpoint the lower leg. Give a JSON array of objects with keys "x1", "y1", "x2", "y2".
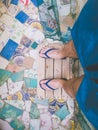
[
  {"x1": 65, "y1": 40, "x2": 78, "y2": 58},
  {"x1": 63, "y1": 75, "x2": 84, "y2": 98}
]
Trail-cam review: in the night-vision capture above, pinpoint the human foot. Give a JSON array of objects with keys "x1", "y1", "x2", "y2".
[
  {"x1": 39, "y1": 78, "x2": 75, "y2": 98},
  {"x1": 39, "y1": 76, "x2": 84, "y2": 99},
  {"x1": 39, "y1": 40, "x2": 78, "y2": 59},
  {"x1": 39, "y1": 79, "x2": 66, "y2": 91}
]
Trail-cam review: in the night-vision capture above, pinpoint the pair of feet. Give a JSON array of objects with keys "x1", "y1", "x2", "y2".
[{"x1": 39, "y1": 40, "x2": 83, "y2": 98}]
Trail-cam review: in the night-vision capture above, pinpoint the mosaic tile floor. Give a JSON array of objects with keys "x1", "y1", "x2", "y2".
[{"x1": 0, "y1": 0, "x2": 95, "y2": 130}]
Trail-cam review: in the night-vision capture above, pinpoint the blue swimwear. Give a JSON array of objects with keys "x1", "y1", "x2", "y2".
[{"x1": 71, "y1": 0, "x2": 98, "y2": 129}]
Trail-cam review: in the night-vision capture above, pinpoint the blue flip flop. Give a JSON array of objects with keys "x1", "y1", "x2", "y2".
[
  {"x1": 39, "y1": 48, "x2": 58, "y2": 59},
  {"x1": 39, "y1": 48, "x2": 67, "y2": 59},
  {"x1": 39, "y1": 78, "x2": 67, "y2": 91},
  {"x1": 39, "y1": 79, "x2": 57, "y2": 91}
]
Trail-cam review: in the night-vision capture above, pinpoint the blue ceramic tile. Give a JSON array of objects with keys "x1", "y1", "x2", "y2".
[
  {"x1": 31, "y1": 0, "x2": 44, "y2": 7},
  {"x1": 15, "y1": 11, "x2": 29, "y2": 24},
  {"x1": 0, "y1": 39, "x2": 18, "y2": 60},
  {"x1": 11, "y1": 0, "x2": 19, "y2": 5}
]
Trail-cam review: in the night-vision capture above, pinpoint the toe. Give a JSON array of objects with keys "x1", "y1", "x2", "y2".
[
  {"x1": 39, "y1": 46, "x2": 51, "y2": 54},
  {"x1": 40, "y1": 82, "x2": 52, "y2": 91},
  {"x1": 39, "y1": 79, "x2": 49, "y2": 85},
  {"x1": 39, "y1": 53, "x2": 46, "y2": 58}
]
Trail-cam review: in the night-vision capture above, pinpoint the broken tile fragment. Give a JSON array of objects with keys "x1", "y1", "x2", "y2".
[
  {"x1": 6, "y1": 63, "x2": 25, "y2": 72},
  {"x1": 67, "y1": 98, "x2": 74, "y2": 114},
  {"x1": 0, "y1": 99, "x2": 4, "y2": 108},
  {"x1": 0, "y1": 30, "x2": 11, "y2": 51},
  {"x1": 0, "y1": 119, "x2": 13, "y2": 130},
  {"x1": 0, "y1": 39, "x2": 18, "y2": 60},
  {"x1": 8, "y1": 4, "x2": 19, "y2": 17},
  {"x1": 24, "y1": 69, "x2": 36, "y2": 78},
  {"x1": 25, "y1": 100, "x2": 31, "y2": 112},
  {"x1": 0, "y1": 103, "x2": 23, "y2": 119},
  {"x1": 55, "y1": 99, "x2": 66, "y2": 110},
  {"x1": 0, "y1": 56, "x2": 9, "y2": 69},
  {"x1": 20, "y1": 35, "x2": 32, "y2": 47},
  {"x1": 48, "y1": 99, "x2": 56, "y2": 114},
  {"x1": 11, "y1": 0, "x2": 19, "y2": 5},
  {"x1": 10, "y1": 70, "x2": 24, "y2": 82},
  {"x1": 23, "y1": 57, "x2": 34, "y2": 69},
  {"x1": 12, "y1": 55, "x2": 24, "y2": 66},
  {"x1": 0, "y1": 14, "x2": 14, "y2": 28},
  {"x1": 32, "y1": 96, "x2": 48, "y2": 106},
  {"x1": 22, "y1": 111, "x2": 30, "y2": 129},
  {"x1": 1, "y1": 93, "x2": 9, "y2": 99},
  {"x1": 29, "y1": 49, "x2": 38, "y2": 59},
  {"x1": 24, "y1": 27, "x2": 44, "y2": 43},
  {"x1": 10, "y1": 118, "x2": 25, "y2": 130},
  {"x1": 10, "y1": 30, "x2": 23, "y2": 43},
  {"x1": 31, "y1": 42, "x2": 38, "y2": 49},
  {"x1": 30, "y1": 119, "x2": 40, "y2": 130},
  {"x1": 30, "y1": 103, "x2": 40, "y2": 119},
  {"x1": 61, "y1": 113, "x2": 74, "y2": 128},
  {"x1": 55, "y1": 105, "x2": 70, "y2": 120},
  {"x1": 0, "y1": 5, "x2": 7, "y2": 13},
  {"x1": 27, "y1": 89, "x2": 37, "y2": 97},
  {"x1": 52, "y1": 115, "x2": 60, "y2": 129},
  {"x1": 7, "y1": 90, "x2": 30, "y2": 100},
  {"x1": 48, "y1": 106, "x2": 56, "y2": 115},
  {"x1": 24, "y1": 77, "x2": 37, "y2": 88},
  {"x1": 5, "y1": 100, "x2": 25, "y2": 110},
  {"x1": 0, "y1": 69, "x2": 12, "y2": 86},
  {"x1": 0, "y1": 82, "x2": 8, "y2": 96},
  {"x1": 37, "y1": 104, "x2": 48, "y2": 112},
  {"x1": 8, "y1": 79, "x2": 23, "y2": 95},
  {"x1": 31, "y1": 0, "x2": 44, "y2": 7},
  {"x1": 40, "y1": 113, "x2": 52, "y2": 130},
  {"x1": 15, "y1": 11, "x2": 29, "y2": 24}
]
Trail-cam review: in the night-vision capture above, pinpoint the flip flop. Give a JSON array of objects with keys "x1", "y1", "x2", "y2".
[
  {"x1": 39, "y1": 48, "x2": 66, "y2": 59},
  {"x1": 39, "y1": 78, "x2": 67, "y2": 91},
  {"x1": 39, "y1": 48, "x2": 58, "y2": 59},
  {"x1": 39, "y1": 79, "x2": 58, "y2": 91},
  {"x1": 39, "y1": 78, "x2": 75, "y2": 99}
]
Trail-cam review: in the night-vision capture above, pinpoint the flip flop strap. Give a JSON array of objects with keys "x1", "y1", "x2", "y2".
[
  {"x1": 44, "y1": 48, "x2": 57, "y2": 58},
  {"x1": 45, "y1": 79, "x2": 56, "y2": 90}
]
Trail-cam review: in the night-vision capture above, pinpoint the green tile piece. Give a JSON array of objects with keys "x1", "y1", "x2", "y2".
[
  {"x1": 10, "y1": 70, "x2": 24, "y2": 82},
  {"x1": 10, "y1": 119, "x2": 25, "y2": 130},
  {"x1": 30, "y1": 103, "x2": 40, "y2": 119},
  {"x1": 24, "y1": 78, "x2": 37, "y2": 88},
  {"x1": 31, "y1": 42, "x2": 38, "y2": 49},
  {"x1": 0, "y1": 103, "x2": 23, "y2": 119},
  {"x1": 55, "y1": 105, "x2": 69, "y2": 120},
  {"x1": 0, "y1": 69, "x2": 12, "y2": 86}
]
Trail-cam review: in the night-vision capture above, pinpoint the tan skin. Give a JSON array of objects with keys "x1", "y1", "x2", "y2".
[{"x1": 39, "y1": 40, "x2": 84, "y2": 99}]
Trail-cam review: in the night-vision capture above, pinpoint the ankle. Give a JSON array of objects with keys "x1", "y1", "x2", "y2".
[
  {"x1": 64, "y1": 40, "x2": 78, "y2": 58},
  {"x1": 72, "y1": 75, "x2": 84, "y2": 96}
]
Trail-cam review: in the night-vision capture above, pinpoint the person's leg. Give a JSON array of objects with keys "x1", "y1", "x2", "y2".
[
  {"x1": 39, "y1": 75, "x2": 84, "y2": 99},
  {"x1": 39, "y1": 40, "x2": 78, "y2": 59}
]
